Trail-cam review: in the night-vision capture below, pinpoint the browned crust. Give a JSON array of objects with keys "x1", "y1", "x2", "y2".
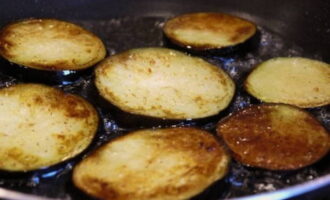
[
  {"x1": 163, "y1": 12, "x2": 257, "y2": 51},
  {"x1": 0, "y1": 147, "x2": 40, "y2": 170},
  {"x1": 73, "y1": 127, "x2": 230, "y2": 200},
  {"x1": 0, "y1": 18, "x2": 106, "y2": 71},
  {"x1": 216, "y1": 103, "x2": 329, "y2": 170}
]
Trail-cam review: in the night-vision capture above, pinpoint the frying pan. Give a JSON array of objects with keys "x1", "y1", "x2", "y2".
[{"x1": 0, "y1": 0, "x2": 329, "y2": 199}]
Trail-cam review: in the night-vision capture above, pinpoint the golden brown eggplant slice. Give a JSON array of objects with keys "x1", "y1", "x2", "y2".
[
  {"x1": 95, "y1": 47, "x2": 235, "y2": 120},
  {"x1": 73, "y1": 127, "x2": 230, "y2": 200},
  {"x1": 163, "y1": 12, "x2": 257, "y2": 52},
  {"x1": 0, "y1": 83, "x2": 99, "y2": 172},
  {"x1": 245, "y1": 57, "x2": 330, "y2": 108},
  {"x1": 216, "y1": 104, "x2": 329, "y2": 170},
  {"x1": 0, "y1": 18, "x2": 106, "y2": 84}
]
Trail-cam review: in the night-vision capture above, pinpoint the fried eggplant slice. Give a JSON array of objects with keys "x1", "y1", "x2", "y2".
[
  {"x1": 0, "y1": 84, "x2": 99, "y2": 171},
  {"x1": 73, "y1": 127, "x2": 230, "y2": 200},
  {"x1": 217, "y1": 104, "x2": 329, "y2": 170},
  {"x1": 0, "y1": 18, "x2": 106, "y2": 84},
  {"x1": 245, "y1": 57, "x2": 330, "y2": 108},
  {"x1": 95, "y1": 47, "x2": 235, "y2": 120},
  {"x1": 163, "y1": 12, "x2": 257, "y2": 52}
]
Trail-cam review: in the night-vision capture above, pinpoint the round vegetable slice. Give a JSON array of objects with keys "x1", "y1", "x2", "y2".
[
  {"x1": 245, "y1": 57, "x2": 330, "y2": 108},
  {"x1": 163, "y1": 12, "x2": 257, "y2": 51},
  {"x1": 0, "y1": 83, "x2": 99, "y2": 171},
  {"x1": 95, "y1": 47, "x2": 235, "y2": 120},
  {"x1": 216, "y1": 104, "x2": 329, "y2": 170},
  {"x1": 73, "y1": 127, "x2": 230, "y2": 200},
  {"x1": 0, "y1": 18, "x2": 106, "y2": 83}
]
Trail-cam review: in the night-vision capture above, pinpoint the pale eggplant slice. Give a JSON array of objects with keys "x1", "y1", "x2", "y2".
[
  {"x1": 245, "y1": 57, "x2": 330, "y2": 108},
  {"x1": 0, "y1": 18, "x2": 106, "y2": 84},
  {"x1": 95, "y1": 47, "x2": 235, "y2": 120},
  {"x1": 163, "y1": 12, "x2": 257, "y2": 52},
  {"x1": 0, "y1": 83, "x2": 99, "y2": 172},
  {"x1": 73, "y1": 127, "x2": 230, "y2": 200},
  {"x1": 216, "y1": 104, "x2": 329, "y2": 170}
]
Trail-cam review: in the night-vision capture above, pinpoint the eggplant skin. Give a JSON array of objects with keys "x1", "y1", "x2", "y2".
[
  {"x1": 0, "y1": 18, "x2": 106, "y2": 71},
  {"x1": 217, "y1": 104, "x2": 329, "y2": 170},
  {"x1": 0, "y1": 56, "x2": 93, "y2": 85},
  {"x1": 0, "y1": 83, "x2": 99, "y2": 172},
  {"x1": 245, "y1": 57, "x2": 330, "y2": 108},
  {"x1": 163, "y1": 12, "x2": 257, "y2": 51},
  {"x1": 95, "y1": 47, "x2": 235, "y2": 120},
  {"x1": 73, "y1": 127, "x2": 230, "y2": 200}
]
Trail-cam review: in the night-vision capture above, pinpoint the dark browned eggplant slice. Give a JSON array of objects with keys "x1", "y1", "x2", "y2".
[
  {"x1": 73, "y1": 127, "x2": 230, "y2": 200},
  {"x1": 245, "y1": 57, "x2": 330, "y2": 108},
  {"x1": 0, "y1": 83, "x2": 99, "y2": 172},
  {"x1": 0, "y1": 18, "x2": 106, "y2": 84},
  {"x1": 163, "y1": 12, "x2": 257, "y2": 53},
  {"x1": 216, "y1": 104, "x2": 329, "y2": 170},
  {"x1": 94, "y1": 47, "x2": 235, "y2": 122}
]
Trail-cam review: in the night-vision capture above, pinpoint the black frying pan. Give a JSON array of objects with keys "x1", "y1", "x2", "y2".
[{"x1": 0, "y1": 0, "x2": 328, "y2": 200}]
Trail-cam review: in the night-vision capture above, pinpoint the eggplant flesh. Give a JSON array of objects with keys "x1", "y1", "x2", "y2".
[
  {"x1": 0, "y1": 18, "x2": 106, "y2": 84},
  {"x1": 73, "y1": 127, "x2": 230, "y2": 200},
  {"x1": 245, "y1": 57, "x2": 330, "y2": 108},
  {"x1": 163, "y1": 12, "x2": 257, "y2": 53},
  {"x1": 95, "y1": 47, "x2": 235, "y2": 121},
  {"x1": 0, "y1": 83, "x2": 99, "y2": 172}
]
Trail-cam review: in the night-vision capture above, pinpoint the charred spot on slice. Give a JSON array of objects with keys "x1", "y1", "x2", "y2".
[{"x1": 216, "y1": 104, "x2": 329, "y2": 170}]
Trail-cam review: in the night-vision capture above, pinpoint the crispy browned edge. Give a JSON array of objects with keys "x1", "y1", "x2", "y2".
[{"x1": 216, "y1": 103, "x2": 330, "y2": 170}]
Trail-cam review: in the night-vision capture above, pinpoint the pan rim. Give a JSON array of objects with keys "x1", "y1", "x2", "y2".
[{"x1": 0, "y1": 173, "x2": 328, "y2": 200}]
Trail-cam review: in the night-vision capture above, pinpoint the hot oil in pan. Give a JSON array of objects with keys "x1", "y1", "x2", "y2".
[{"x1": 0, "y1": 17, "x2": 328, "y2": 199}]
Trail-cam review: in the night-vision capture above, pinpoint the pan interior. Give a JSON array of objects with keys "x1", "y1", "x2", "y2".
[{"x1": 0, "y1": 16, "x2": 328, "y2": 200}]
